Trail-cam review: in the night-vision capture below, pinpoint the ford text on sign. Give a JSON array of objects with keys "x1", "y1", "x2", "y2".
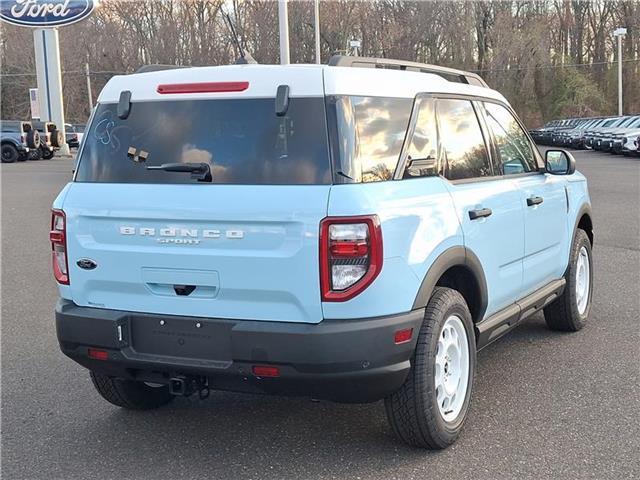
[{"x1": 0, "y1": 0, "x2": 96, "y2": 27}]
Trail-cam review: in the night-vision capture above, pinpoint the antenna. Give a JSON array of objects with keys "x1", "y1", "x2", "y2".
[{"x1": 223, "y1": 10, "x2": 245, "y2": 59}]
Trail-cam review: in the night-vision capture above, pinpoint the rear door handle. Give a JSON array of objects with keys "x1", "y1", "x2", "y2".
[
  {"x1": 526, "y1": 196, "x2": 544, "y2": 206},
  {"x1": 469, "y1": 208, "x2": 492, "y2": 220}
]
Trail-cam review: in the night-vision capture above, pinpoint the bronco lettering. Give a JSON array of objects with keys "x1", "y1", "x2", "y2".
[{"x1": 119, "y1": 226, "x2": 244, "y2": 240}]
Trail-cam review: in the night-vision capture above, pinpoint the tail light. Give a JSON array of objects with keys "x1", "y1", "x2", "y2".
[
  {"x1": 320, "y1": 215, "x2": 382, "y2": 301},
  {"x1": 50, "y1": 209, "x2": 69, "y2": 284}
]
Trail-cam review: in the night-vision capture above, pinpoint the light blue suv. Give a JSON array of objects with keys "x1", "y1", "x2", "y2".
[{"x1": 53, "y1": 56, "x2": 593, "y2": 449}]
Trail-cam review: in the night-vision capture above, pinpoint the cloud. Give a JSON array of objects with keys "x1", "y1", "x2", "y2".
[{"x1": 180, "y1": 144, "x2": 213, "y2": 164}]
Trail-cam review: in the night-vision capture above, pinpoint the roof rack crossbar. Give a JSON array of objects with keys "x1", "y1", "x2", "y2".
[{"x1": 327, "y1": 55, "x2": 488, "y2": 88}]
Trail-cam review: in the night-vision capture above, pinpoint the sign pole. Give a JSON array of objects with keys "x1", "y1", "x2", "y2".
[
  {"x1": 33, "y1": 28, "x2": 69, "y2": 156},
  {"x1": 33, "y1": 29, "x2": 51, "y2": 121}
]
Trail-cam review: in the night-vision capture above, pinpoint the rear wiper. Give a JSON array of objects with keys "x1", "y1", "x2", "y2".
[{"x1": 147, "y1": 162, "x2": 212, "y2": 182}]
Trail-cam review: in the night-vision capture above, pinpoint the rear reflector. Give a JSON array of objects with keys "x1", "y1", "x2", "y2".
[
  {"x1": 88, "y1": 348, "x2": 109, "y2": 361},
  {"x1": 157, "y1": 81, "x2": 249, "y2": 95},
  {"x1": 394, "y1": 328, "x2": 413, "y2": 344},
  {"x1": 252, "y1": 365, "x2": 280, "y2": 378},
  {"x1": 329, "y1": 241, "x2": 369, "y2": 257},
  {"x1": 49, "y1": 231, "x2": 64, "y2": 243}
]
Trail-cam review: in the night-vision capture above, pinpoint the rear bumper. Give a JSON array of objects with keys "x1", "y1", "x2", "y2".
[{"x1": 56, "y1": 299, "x2": 423, "y2": 403}]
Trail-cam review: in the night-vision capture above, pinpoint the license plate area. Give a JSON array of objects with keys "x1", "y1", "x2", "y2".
[{"x1": 130, "y1": 315, "x2": 232, "y2": 362}]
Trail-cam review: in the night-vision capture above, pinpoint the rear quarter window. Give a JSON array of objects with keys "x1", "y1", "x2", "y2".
[{"x1": 327, "y1": 96, "x2": 412, "y2": 183}]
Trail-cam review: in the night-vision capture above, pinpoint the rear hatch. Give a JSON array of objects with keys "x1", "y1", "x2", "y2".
[{"x1": 62, "y1": 87, "x2": 331, "y2": 323}]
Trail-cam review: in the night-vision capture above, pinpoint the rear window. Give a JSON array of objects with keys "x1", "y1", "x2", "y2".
[{"x1": 75, "y1": 97, "x2": 331, "y2": 185}]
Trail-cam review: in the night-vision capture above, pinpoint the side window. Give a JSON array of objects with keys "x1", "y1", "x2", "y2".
[
  {"x1": 404, "y1": 97, "x2": 438, "y2": 177},
  {"x1": 483, "y1": 102, "x2": 538, "y2": 175},
  {"x1": 437, "y1": 98, "x2": 492, "y2": 181}
]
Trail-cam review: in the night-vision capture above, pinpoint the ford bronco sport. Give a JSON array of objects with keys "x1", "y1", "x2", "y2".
[{"x1": 53, "y1": 56, "x2": 593, "y2": 449}]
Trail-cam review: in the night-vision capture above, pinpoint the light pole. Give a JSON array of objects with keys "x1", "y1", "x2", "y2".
[
  {"x1": 613, "y1": 27, "x2": 627, "y2": 116},
  {"x1": 85, "y1": 61, "x2": 93, "y2": 111},
  {"x1": 314, "y1": 0, "x2": 321, "y2": 64},
  {"x1": 278, "y1": 0, "x2": 290, "y2": 65}
]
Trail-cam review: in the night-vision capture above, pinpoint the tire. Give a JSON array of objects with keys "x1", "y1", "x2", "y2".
[
  {"x1": 41, "y1": 148, "x2": 54, "y2": 160},
  {"x1": 385, "y1": 287, "x2": 476, "y2": 449},
  {"x1": 50, "y1": 129, "x2": 64, "y2": 148},
  {"x1": 90, "y1": 371, "x2": 174, "y2": 410},
  {"x1": 26, "y1": 129, "x2": 40, "y2": 149},
  {"x1": 544, "y1": 229, "x2": 593, "y2": 332},
  {"x1": 1, "y1": 143, "x2": 19, "y2": 163}
]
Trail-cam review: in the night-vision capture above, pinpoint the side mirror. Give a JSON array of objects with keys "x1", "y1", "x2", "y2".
[{"x1": 545, "y1": 149, "x2": 576, "y2": 175}]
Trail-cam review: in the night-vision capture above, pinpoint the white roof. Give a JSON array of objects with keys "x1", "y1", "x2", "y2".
[{"x1": 97, "y1": 63, "x2": 508, "y2": 105}]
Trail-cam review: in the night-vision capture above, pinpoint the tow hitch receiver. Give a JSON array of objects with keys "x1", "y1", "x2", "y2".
[{"x1": 169, "y1": 375, "x2": 210, "y2": 399}]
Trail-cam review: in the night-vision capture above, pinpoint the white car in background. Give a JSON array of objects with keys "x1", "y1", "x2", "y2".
[{"x1": 612, "y1": 128, "x2": 640, "y2": 156}]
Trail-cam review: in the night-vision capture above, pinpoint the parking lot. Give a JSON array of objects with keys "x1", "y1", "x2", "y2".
[{"x1": 1, "y1": 149, "x2": 638, "y2": 479}]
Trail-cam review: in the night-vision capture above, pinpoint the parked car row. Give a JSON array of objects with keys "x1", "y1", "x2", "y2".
[
  {"x1": 1, "y1": 120, "x2": 85, "y2": 163},
  {"x1": 530, "y1": 114, "x2": 640, "y2": 156}
]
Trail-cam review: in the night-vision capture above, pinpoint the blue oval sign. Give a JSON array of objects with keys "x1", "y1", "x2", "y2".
[{"x1": 0, "y1": 0, "x2": 96, "y2": 28}]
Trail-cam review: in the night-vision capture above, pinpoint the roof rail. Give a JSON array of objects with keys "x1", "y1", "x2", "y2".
[
  {"x1": 135, "y1": 64, "x2": 189, "y2": 74},
  {"x1": 328, "y1": 55, "x2": 488, "y2": 88}
]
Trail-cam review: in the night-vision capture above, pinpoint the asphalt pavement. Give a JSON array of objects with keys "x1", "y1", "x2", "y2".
[{"x1": 1, "y1": 149, "x2": 639, "y2": 480}]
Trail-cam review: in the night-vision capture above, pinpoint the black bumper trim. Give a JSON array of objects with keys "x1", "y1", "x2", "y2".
[{"x1": 56, "y1": 300, "x2": 424, "y2": 403}]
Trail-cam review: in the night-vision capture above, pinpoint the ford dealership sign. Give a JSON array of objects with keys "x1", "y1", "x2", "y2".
[{"x1": 0, "y1": 0, "x2": 96, "y2": 27}]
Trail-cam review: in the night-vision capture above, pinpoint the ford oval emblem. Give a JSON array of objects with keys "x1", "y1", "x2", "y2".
[
  {"x1": 77, "y1": 258, "x2": 97, "y2": 270},
  {"x1": 0, "y1": 0, "x2": 96, "y2": 28}
]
